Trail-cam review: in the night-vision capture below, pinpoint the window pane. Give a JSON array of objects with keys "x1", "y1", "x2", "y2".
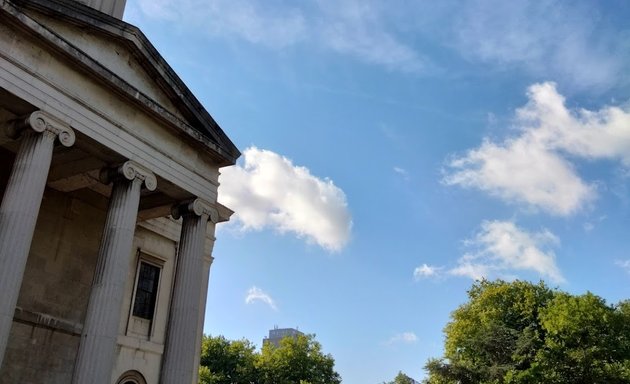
[{"x1": 132, "y1": 262, "x2": 160, "y2": 320}]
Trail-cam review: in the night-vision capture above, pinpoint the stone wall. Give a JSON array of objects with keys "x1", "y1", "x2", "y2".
[
  {"x1": 0, "y1": 187, "x2": 179, "y2": 383},
  {"x1": 1, "y1": 322, "x2": 79, "y2": 384},
  {"x1": 0, "y1": 188, "x2": 104, "y2": 384}
]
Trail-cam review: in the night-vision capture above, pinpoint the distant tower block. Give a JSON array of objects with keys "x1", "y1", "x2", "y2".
[
  {"x1": 263, "y1": 327, "x2": 304, "y2": 347},
  {"x1": 75, "y1": 0, "x2": 127, "y2": 19}
]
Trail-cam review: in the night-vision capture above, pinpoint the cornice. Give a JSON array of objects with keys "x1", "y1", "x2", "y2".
[{"x1": 1, "y1": 0, "x2": 240, "y2": 166}]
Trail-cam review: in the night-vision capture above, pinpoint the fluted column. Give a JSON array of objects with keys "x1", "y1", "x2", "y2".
[
  {"x1": 0, "y1": 111, "x2": 75, "y2": 367},
  {"x1": 72, "y1": 161, "x2": 156, "y2": 384},
  {"x1": 161, "y1": 199, "x2": 218, "y2": 384}
]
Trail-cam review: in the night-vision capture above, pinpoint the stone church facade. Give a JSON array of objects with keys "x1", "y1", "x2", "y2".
[{"x1": 0, "y1": 0, "x2": 240, "y2": 383}]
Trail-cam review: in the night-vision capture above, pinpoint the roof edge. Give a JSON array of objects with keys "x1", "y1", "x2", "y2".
[{"x1": 8, "y1": 0, "x2": 240, "y2": 165}]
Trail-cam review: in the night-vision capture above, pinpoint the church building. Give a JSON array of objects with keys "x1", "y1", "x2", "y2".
[{"x1": 0, "y1": 0, "x2": 240, "y2": 383}]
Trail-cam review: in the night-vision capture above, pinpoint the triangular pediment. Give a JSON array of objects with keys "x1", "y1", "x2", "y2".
[
  {"x1": 35, "y1": 14, "x2": 189, "y2": 121},
  {"x1": 3, "y1": 0, "x2": 239, "y2": 166}
]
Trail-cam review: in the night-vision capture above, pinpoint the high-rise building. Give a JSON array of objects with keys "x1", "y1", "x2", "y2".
[{"x1": 263, "y1": 326, "x2": 304, "y2": 347}]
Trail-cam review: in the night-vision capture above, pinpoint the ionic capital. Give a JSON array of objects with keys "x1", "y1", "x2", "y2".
[
  {"x1": 7, "y1": 111, "x2": 75, "y2": 147},
  {"x1": 171, "y1": 198, "x2": 219, "y2": 223},
  {"x1": 99, "y1": 161, "x2": 157, "y2": 191}
]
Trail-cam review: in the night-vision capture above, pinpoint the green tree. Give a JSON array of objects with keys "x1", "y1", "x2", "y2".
[
  {"x1": 198, "y1": 333, "x2": 341, "y2": 384},
  {"x1": 424, "y1": 280, "x2": 630, "y2": 384},
  {"x1": 383, "y1": 371, "x2": 417, "y2": 384},
  {"x1": 198, "y1": 335, "x2": 258, "y2": 384},
  {"x1": 534, "y1": 293, "x2": 630, "y2": 383},
  {"x1": 256, "y1": 334, "x2": 341, "y2": 384}
]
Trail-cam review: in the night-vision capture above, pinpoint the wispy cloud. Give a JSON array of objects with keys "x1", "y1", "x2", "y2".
[
  {"x1": 386, "y1": 332, "x2": 418, "y2": 345},
  {"x1": 583, "y1": 215, "x2": 607, "y2": 233},
  {"x1": 445, "y1": 82, "x2": 630, "y2": 216},
  {"x1": 219, "y1": 147, "x2": 352, "y2": 252},
  {"x1": 616, "y1": 260, "x2": 630, "y2": 275},
  {"x1": 417, "y1": 220, "x2": 565, "y2": 283},
  {"x1": 393, "y1": 166, "x2": 410, "y2": 181},
  {"x1": 134, "y1": 0, "x2": 426, "y2": 72},
  {"x1": 413, "y1": 264, "x2": 440, "y2": 280},
  {"x1": 451, "y1": 0, "x2": 628, "y2": 90},
  {"x1": 316, "y1": 0, "x2": 426, "y2": 72},
  {"x1": 450, "y1": 220, "x2": 565, "y2": 283},
  {"x1": 136, "y1": 0, "x2": 306, "y2": 48},
  {"x1": 245, "y1": 286, "x2": 277, "y2": 311},
  {"x1": 132, "y1": 1, "x2": 630, "y2": 84}
]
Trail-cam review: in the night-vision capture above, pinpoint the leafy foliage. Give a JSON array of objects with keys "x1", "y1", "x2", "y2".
[
  {"x1": 198, "y1": 334, "x2": 341, "y2": 384},
  {"x1": 257, "y1": 334, "x2": 341, "y2": 384},
  {"x1": 198, "y1": 335, "x2": 258, "y2": 384},
  {"x1": 424, "y1": 280, "x2": 630, "y2": 384},
  {"x1": 383, "y1": 371, "x2": 417, "y2": 384}
]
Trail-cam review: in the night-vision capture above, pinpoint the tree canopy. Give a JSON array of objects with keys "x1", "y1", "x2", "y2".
[
  {"x1": 424, "y1": 280, "x2": 630, "y2": 384},
  {"x1": 383, "y1": 371, "x2": 418, "y2": 384},
  {"x1": 198, "y1": 335, "x2": 258, "y2": 384},
  {"x1": 199, "y1": 333, "x2": 341, "y2": 384}
]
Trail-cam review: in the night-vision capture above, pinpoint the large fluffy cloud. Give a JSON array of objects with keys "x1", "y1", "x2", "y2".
[
  {"x1": 416, "y1": 220, "x2": 564, "y2": 283},
  {"x1": 516, "y1": 83, "x2": 630, "y2": 163},
  {"x1": 445, "y1": 82, "x2": 630, "y2": 216},
  {"x1": 445, "y1": 138, "x2": 593, "y2": 216},
  {"x1": 219, "y1": 147, "x2": 352, "y2": 251}
]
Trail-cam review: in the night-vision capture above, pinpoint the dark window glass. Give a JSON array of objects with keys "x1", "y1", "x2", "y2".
[{"x1": 132, "y1": 262, "x2": 160, "y2": 320}]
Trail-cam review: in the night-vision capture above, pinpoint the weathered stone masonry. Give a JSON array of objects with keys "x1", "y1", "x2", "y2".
[{"x1": 0, "y1": 1, "x2": 239, "y2": 383}]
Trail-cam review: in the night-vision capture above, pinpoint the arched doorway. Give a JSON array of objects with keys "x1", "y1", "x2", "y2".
[{"x1": 116, "y1": 370, "x2": 147, "y2": 384}]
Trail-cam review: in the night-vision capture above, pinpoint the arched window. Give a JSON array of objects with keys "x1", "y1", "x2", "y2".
[{"x1": 116, "y1": 370, "x2": 147, "y2": 384}]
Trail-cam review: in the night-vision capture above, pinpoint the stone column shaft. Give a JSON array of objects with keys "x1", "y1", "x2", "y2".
[
  {"x1": 72, "y1": 161, "x2": 156, "y2": 384},
  {"x1": 0, "y1": 112, "x2": 74, "y2": 368},
  {"x1": 161, "y1": 199, "x2": 218, "y2": 384}
]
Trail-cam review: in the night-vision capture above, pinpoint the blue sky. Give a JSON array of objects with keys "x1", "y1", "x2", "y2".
[{"x1": 124, "y1": 1, "x2": 630, "y2": 382}]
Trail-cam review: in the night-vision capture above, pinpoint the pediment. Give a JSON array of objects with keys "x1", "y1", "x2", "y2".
[
  {"x1": 35, "y1": 14, "x2": 189, "y2": 122},
  {"x1": 2, "y1": 0, "x2": 239, "y2": 166}
]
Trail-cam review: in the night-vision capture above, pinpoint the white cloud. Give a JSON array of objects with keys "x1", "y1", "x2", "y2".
[
  {"x1": 386, "y1": 332, "x2": 418, "y2": 345},
  {"x1": 245, "y1": 286, "x2": 277, "y2": 310},
  {"x1": 393, "y1": 166, "x2": 407, "y2": 175},
  {"x1": 445, "y1": 82, "x2": 630, "y2": 216},
  {"x1": 136, "y1": 0, "x2": 306, "y2": 48},
  {"x1": 131, "y1": 1, "x2": 630, "y2": 82},
  {"x1": 452, "y1": 0, "x2": 626, "y2": 90},
  {"x1": 413, "y1": 263, "x2": 440, "y2": 280},
  {"x1": 134, "y1": 0, "x2": 425, "y2": 72},
  {"x1": 316, "y1": 0, "x2": 425, "y2": 73},
  {"x1": 449, "y1": 220, "x2": 565, "y2": 283},
  {"x1": 393, "y1": 166, "x2": 410, "y2": 181},
  {"x1": 219, "y1": 147, "x2": 352, "y2": 252},
  {"x1": 616, "y1": 260, "x2": 630, "y2": 274},
  {"x1": 516, "y1": 83, "x2": 630, "y2": 164},
  {"x1": 445, "y1": 138, "x2": 593, "y2": 216},
  {"x1": 416, "y1": 221, "x2": 565, "y2": 283},
  {"x1": 448, "y1": 261, "x2": 491, "y2": 281}
]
